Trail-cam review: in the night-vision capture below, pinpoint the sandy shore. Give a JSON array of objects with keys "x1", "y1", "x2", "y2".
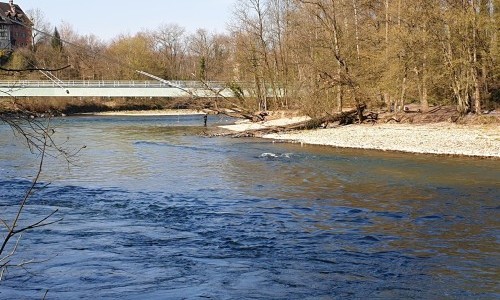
[
  {"x1": 91, "y1": 109, "x2": 206, "y2": 116},
  {"x1": 221, "y1": 118, "x2": 500, "y2": 158}
]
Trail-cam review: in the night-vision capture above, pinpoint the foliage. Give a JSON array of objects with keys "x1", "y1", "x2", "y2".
[
  {"x1": 51, "y1": 27, "x2": 63, "y2": 52},
  {"x1": 2, "y1": 1, "x2": 498, "y2": 115}
]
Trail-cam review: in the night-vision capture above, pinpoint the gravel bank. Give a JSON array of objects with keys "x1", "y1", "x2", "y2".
[{"x1": 262, "y1": 123, "x2": 500, "y2": 158}]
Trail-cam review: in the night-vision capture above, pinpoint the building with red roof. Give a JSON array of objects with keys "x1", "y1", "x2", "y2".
[{"x1": 0, "y1": 0, "x2": 32, "y2": 51}]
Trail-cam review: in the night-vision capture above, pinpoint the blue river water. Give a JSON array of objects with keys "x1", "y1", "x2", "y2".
[{"x1": 0, "y1": 115, "x2": 499, "y2": 299}]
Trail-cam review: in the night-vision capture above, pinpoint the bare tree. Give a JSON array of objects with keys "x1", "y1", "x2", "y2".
[
  {"x1": 152, "y1": 23, "x2": 186, "y2": 79},
  {"x1": 26, "y1": 8, "x2": 51, "y2": 51}
]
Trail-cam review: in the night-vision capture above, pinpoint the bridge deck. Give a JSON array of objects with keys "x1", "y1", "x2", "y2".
[{"x1": 0, "y1": 80, "x2": 252, "y2": 98}]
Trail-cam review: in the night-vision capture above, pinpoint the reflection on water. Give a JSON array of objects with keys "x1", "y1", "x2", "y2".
[{"x1": 0, "y1": 115, "x2": 499, "y2": 299}]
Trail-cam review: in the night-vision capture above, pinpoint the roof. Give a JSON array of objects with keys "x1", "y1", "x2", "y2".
[{"x1": 0, "y1": 2, "x2": 32, "y2": 26}]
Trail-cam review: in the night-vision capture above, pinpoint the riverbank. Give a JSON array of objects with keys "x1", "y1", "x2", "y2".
[
  {"x1": 89, "y1": 109, "x2": 206, "y2": 116},
  {"x1": 0, "y1": 97, "x2": 221, "y2": 117},
  {"x1": 221, "y1": 118, "x2": 500, "y2": 158}
]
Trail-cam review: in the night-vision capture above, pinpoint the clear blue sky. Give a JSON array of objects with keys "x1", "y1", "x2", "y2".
[{"x1": 17, "y1": 0, "x2": 236, "y2": 41}]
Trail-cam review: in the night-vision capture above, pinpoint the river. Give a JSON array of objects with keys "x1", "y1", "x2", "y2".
[{"x1": 0, "y1": 115, "x2": 498, "y2": 299}]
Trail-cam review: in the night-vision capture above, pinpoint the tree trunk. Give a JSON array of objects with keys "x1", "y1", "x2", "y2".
[
  {"x1": 336, "y1": 85, "x2": 343, "y2": 112},
  {"x1": 400, "y1": 69, "x2": 408, "y2": 110},
  {"x1": 421, "y1": 62, "x2": 429, "y2": 111},
  {"x1": 471, "y1": 0, "x2": 482, "y2": 114},
  {"x1": 352, "y1": 0, "x2": 361, "y2": 60},
  {"x1": 420, "y1": 23, "x2": 429, "y2": 112}
]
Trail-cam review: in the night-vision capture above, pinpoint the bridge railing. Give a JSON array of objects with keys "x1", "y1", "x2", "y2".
[{"x1": 0, "y1": 80, "x2": 237, "y2": 89}]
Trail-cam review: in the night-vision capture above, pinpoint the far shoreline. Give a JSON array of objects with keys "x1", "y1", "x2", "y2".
[{"x1": 85, "y1": 109, "x2": 207, "y2": 117}]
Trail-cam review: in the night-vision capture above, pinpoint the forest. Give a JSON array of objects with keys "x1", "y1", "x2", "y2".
[{"x1": 1, "y1": 0, "x2": 499, "y2": 117}]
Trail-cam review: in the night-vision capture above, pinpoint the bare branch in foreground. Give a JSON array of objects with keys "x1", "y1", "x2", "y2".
[
  {"x1": 0, "y1": 65, "x2": 71, "y2": 73},
  {"x1": 0, "y1": 114, "x2": 84, "y2": 164},
  {"x1": 0, "y1": 118, "x2": 68, "y2": 282}
]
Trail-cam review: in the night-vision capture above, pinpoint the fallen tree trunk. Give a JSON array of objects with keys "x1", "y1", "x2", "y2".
[
  {"x1": 287, "y1": 104, "x2": 367, "y2": 130},
  {"x1": 227, "y1": 104, "x2": 371, "y2": 138},
  {"x1": 207, "y1": 105, "x2": 268, "y2": 122}
]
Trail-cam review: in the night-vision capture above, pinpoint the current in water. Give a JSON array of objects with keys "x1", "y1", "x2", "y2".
[{"x1": 0, "y1": 115, "x2": 498, "y2": 299}]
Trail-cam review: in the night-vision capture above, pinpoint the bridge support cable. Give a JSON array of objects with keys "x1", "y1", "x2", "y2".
[
  {"x1": 8, "y1": 18, "x2": 152, "y2": 86},
  {"x1": 8, "y1": 16, "x2": 199, "y2": 97},
  {"x1": 135, "y1": 70, "x2": 175, "y2": 87},
  {"x1": 37, "y1": 69, "x2": 70, "y2": 94},
  {"x1": 135, "y1": 70, "x2": 196, "y2": 96},
  {"x1": 6, "y1": 17, "x2": 250, "y2": 99}
]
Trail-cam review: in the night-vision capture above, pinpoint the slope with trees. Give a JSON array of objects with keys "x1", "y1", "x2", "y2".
[{"x1": 0, "y1": 2, "x2": 497, "y2": 119}]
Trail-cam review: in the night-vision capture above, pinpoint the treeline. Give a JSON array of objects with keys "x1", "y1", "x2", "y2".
[{"x1": 2, "y1": 0, "x2": 499, "y2": 116}]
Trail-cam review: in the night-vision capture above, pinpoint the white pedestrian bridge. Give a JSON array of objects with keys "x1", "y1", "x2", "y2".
[{"x1": 0, "y1": 80, "x2": 250, "y2": 98}]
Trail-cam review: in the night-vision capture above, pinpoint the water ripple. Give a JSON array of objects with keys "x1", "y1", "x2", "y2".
[{"x1": 1, "y1": 117, "x2": 498, "y2": 299}]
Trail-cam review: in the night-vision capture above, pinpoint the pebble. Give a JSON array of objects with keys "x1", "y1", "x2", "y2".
[{"x1": 263, "y1": 123, "x2": 500, "y2": 158}]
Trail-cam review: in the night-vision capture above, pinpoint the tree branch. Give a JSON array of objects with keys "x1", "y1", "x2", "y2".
[
  {"x1": 0, "y1": 131, "x2": 47, "y2": 257},
  {"x1": 12, "y1": 210, "x2": 61, "y2": 235},
  {"x1": 0, "y1": 65, "x2": 71, "y2": 73},
  {"x1": 0, "y1": 235, "x2": 21, "y2": 281},
  {"x1": 0, "y1": 218, "x2": 11, "y2": 231}
]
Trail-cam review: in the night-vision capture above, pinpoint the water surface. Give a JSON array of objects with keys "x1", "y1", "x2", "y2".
[{"x1": 0, "y1": 115, "x2": 498, "y2": 299}]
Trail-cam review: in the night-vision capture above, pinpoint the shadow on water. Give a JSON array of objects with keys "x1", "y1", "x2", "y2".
[{"x1": 0, "y1": 115, "x2": 498, "y2": 299}]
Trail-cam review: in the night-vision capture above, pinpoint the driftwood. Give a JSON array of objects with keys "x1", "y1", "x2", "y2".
[
  {"x1": 386, "y1": 117, "x2": 402, "y2": 123},
  {"x1": 383, "y1": 105, "x2": 465, "y2": 124},
  {"x1": 427, "y1": 106, "x2": 443, "y2": 114},
  {"x1": 213, "y1": 108, "x2": 268, "y2": 122},
  {"x1": 227, "y1": 104, "x2": 372, "y2": 138},
  {"x1": 285, "y1": 104, "x2": 367, "y2": 130},
  {"x1": 403, "y1": 105, "x2": 442, "y2": 114}
]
